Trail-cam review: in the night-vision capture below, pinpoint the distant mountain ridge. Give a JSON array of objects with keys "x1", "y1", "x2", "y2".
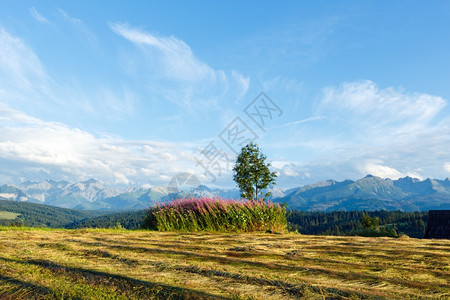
[
  {"x1": 276, "y1": 175, "x2": 450, "y2": 211},
  {"x1": 1, "y1": 175, "x2": 449, "y2": 211},
  {"x1": 0, "y1": 179, "x2": 241, "y2": 211}
]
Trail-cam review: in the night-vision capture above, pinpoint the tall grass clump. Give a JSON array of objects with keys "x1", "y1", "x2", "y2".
[{"x1": 142, "y1": 197, "x2": 287, "y2": 232}]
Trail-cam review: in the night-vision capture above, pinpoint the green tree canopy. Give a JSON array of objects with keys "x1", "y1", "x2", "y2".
[
  {"x1": 233, "y1": 143, "x2": 277, "y2": 200},
  {"x1": 361, "y1": 213, "x2": 379, "y2": 230}
]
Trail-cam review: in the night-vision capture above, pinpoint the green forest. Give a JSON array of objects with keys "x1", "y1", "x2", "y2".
[
  {"x1": 287, "y1": 210, "x2": 428, "y2": 238},
  {"x1": 0, "y1": 200, "x2": 107, "y2": 228},
  {"x1": 66, "y1": 210, "x2": 148, "y2": 229}
]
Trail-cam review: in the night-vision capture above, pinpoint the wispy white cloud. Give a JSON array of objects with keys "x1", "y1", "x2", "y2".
[
  {"x1": 0, "y1": 103, "x2": 198, "y2": 186},
  {"x1": 94, "y1": 87, "x2": 138, "y2": 119},
  {"x1": 270, "y1": 80, "x2": 450, "y2": 186},
  {"x1": 29, "y1": 7, "x2": 50, "y2": 24},
  {"x1": 58, "y1": 9, "x2": 97, "y2": 47},
  {"x1": 0, "y1": 27, "x2": 136, "y2": 120},
  {"x1": 110, "y1": 23, "x2": 212, "y2": 82},
  {"x1": 0, "y1": 28, "x2": 50, "y2": 95},
  {"x1": 110, "y1": 23, "x2": 249, "y2": 112},
  {"x1": 271, "y1": 116, "x2": 325, "y2": 129},
  {"x1": 319, "y1": 80, "x2": 446, "y2": 140},
  {"x1": 230, "y1": 15, "x2": 342, "y2": 72},
  {"x1": 231, "y1": 70, "x2": 250, "y2": 100}
]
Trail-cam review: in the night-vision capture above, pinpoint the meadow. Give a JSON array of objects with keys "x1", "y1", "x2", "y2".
[
  {"x1": 0, "y1": 227, "x2": 448, "y2": 299},
  {"x1": 0, "y1": 211, "x2": 20, "y2": 220}
]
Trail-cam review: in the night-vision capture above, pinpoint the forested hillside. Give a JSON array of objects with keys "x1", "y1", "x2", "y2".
[
  {"x1": 288, "y1": 210, "x2": 428, "y2": 238},
  {"x1": 0, "y1": 200, "x2": 108, "y2": 227},
  {"x1": 66, "y1": 210, "x2": 148, "y2": 229}
]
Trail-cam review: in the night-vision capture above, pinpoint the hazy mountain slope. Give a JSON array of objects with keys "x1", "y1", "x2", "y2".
[
  {"x1": 41, "y1": 179, "x2": 120, "y2": 208},
  {"x1": 0, "y1": 185, "x2": 31, "y2": 202},
  {"x1": 277, "y1": 175, "x2": 450, "y2": 211},
  {"x1": 280, "y1": 180, "x2": 354, "y2": 210},
  {"x1": 15, "y1": 179, "x2": 121, "y2": 209},
  {"x1": 19, "y1": 180, "x2": 71, "y2": 202},
  {"x1": 100, "y1": 189, "x2": 149, "y2": 211}
]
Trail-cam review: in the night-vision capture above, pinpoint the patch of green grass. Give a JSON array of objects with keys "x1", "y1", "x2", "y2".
[
  {"x1": 0, "y1": 211, "x2": 21, "y2": 220},
  {"x1": 0, "y1": 226, "x2": 57, "y2": 231}
]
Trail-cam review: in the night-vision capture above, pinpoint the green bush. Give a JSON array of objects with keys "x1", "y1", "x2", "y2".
[{"x1": 349, "y1": 225, "x2": 399, "y2": 238}]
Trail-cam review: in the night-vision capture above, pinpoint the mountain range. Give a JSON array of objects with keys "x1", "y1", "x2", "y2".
[
  {"x1": 1, "y1": 175, "x2": 449, "y2": 211},
  {"x1": 0, "y1": 179, "x2": 241, "y2": 211},
  {"x1": 278, "y1": 175, "x2": 450, "y2": 211}
]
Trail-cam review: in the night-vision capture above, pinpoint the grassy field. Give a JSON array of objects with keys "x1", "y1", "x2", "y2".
[
  {"x1": 0, "y1": 211, "x2": 20, "y2": 220},
  {"x1": 0, "y1": 228, "x2": 448, "y2": 299}
]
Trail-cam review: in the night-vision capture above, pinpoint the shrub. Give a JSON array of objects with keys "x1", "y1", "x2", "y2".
[
  {"x1": 349, "y1": 225, "x2": 399, "y2": 238},
  {"x1": 142, "y1": 197, "x2": 287, "y2": 232}
]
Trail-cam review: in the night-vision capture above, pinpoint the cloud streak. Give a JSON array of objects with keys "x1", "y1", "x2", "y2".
[
  {"x1": 110, "y1": 23, "x2": 212, "y2": 82},
  {"x1": 29, "y1": 7, "x2": 50, "y2": 24},
  {"x1": 59, "y1": 9, "x2": 97, "y2": 47},
  {"x1": 110, "y1": 23, "x2": 249, "y2": 112},
  {"x1": 271, "y1": 116, "x2": 326, "y2": 129}
]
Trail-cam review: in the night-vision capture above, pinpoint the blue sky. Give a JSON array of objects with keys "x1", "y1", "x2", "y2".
[{"x1": 0, "y1": 1, "x2": 449, "y2": 188}]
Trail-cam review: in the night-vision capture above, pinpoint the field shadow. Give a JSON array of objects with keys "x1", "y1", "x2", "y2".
[
  {"x1": 0, "y1": 274, "x2": 52, "y2": 299},
  {"x1": 0, "y1": 257, "x2": 225, "y2": 300},
  {"x1": 104, "y1": 242, "x2": 450, "y2": 292},
  {"x1": 58, "y1": 239, "x2": 449, "y2": 295},
  {"x1": 146, "y1": 260, "x2": 371, "y2": 299}
]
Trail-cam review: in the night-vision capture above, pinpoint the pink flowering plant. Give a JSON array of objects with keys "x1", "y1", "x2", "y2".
[{"x1": 143, "y1": 197, "x2": 287, "y2": 232}]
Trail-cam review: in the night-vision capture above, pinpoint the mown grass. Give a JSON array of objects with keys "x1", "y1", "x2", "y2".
[{"x1": 0, "y1": 227, "x2": 448, "y2": 299}]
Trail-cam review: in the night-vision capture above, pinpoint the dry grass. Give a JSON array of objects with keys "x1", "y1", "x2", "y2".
[{"x1": 0, "y1": 227, "x2": 448, "y2": 299}]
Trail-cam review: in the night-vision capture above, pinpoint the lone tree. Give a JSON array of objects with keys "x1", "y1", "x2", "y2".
[
  {"x1": 361, "y1": 213, "x2": 379, "y2": 230},
  {"x1": 233, "y1": 142, "x2": 277, "y2": 201}
]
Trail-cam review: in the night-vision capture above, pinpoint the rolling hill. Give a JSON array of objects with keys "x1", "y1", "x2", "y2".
[{"x1": 66, "y1": 209, "x2": 148, "y2": 229}]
